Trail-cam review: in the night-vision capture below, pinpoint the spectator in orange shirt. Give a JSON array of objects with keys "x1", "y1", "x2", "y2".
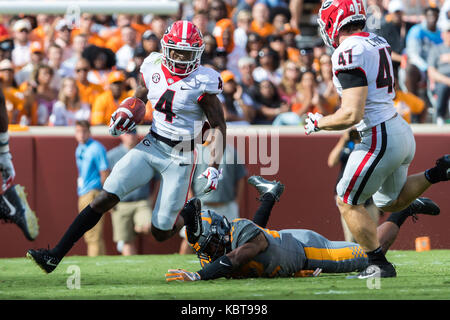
[
  {"x1": 83, "y1": 45, "x2": 116, "y2": 89},
  {"x1": 74, "y1": 58, "x2": 104, "y2": 107},
  {"x1": 250, "y1": 3, "x2": 276, "y2": 38},
  {"x1": 29, "y1": 14, "x2": 53, "y2": 46},
  {"x1": 90, "y1": 70, "x2": 131, "y2": 125},
  {"x1": 0, "y1": 59, "x2": 24, "y2": 124}
]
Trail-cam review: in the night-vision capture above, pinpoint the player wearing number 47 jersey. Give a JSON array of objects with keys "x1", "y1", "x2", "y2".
[
  {"x1": 27, "y1": 20, "x2": 227, "y2": 274},
  {"x1": 304, "y1": 0, "x2": 449, "y2": 279}
]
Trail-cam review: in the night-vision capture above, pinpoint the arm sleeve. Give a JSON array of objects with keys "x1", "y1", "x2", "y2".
[{"x1": 336, "y1": 69, "x2": 368, "y2": 89}]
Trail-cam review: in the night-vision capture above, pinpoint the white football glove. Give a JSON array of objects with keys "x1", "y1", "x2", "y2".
[
  {"x1": 0, "y1": 152, "x2": 15, "y2": 193},
  {"x1": 165, "y1": 269, "x2": 201, "y2": 282},
  {"x1": 304, "y1": 112, "x2": 323, "y2": 135},
  {"x1": 109, "y1": 108, "x2": 137, "y2": 137},
  {"x1": 197, "y1": 167, "x2": 222, "y2": 194}
]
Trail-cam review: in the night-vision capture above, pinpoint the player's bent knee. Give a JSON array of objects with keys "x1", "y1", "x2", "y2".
[
  {"x1": 151, "y1": 224, "x2": 174, "y2": 242},
  {"x1": 90, "y1": 190, "x2": 120, "y2": 213}
]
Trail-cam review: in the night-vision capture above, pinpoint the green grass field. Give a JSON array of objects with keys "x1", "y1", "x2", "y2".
[{"x1": 1, "y1": 250, "x2": 449, "y2": 300}]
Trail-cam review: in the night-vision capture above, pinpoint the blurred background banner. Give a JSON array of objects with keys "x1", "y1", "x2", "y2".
[{"x1": 0, "y1": 1, "x2": 180, "y2": 15}]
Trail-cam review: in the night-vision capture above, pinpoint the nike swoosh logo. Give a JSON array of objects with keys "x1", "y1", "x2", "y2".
[
  {"x1": 192, "y1": 220, "x2": 201, "y2": 238},
  {"x1": 46, "y1": 259, "x2": 57, "y2": 267},
  {"x1": 416, "y1": 199, "x2": 425, "y2": 206},
  {"x1": 219, "y1": 260, "x2": 231, "y2": 267},
  {"x1": 180, "y1": 87, "x2": 191, "y2": 90},
  {"x1": 4, "y1": 197, "x2": 16, "y2": 216},
  {"x1": 179, "y1": 163, "x2": 190, "y2": 166}
]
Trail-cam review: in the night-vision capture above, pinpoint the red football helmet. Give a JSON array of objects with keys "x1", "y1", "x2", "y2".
[
  {"x1": 161, "y1": 20, "x2": 205, "y2": 76},
  {"x1": 317, "y1": 0, "x2": 366, "y2": 48}
]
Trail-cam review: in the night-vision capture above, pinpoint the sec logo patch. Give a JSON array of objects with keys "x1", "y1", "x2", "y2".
[{"x1": 152, "y1": 73, "x2": 160, "y2": 83}]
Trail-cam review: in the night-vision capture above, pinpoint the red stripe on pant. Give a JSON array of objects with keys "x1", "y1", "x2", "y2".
[{"x1": 343, "y1": 126, "x2": 377, "y2": 204}]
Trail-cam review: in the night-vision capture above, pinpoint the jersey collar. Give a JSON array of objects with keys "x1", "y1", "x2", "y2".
[{"x1": 161, "y1": 64, "x2": 189, "y2": 86}]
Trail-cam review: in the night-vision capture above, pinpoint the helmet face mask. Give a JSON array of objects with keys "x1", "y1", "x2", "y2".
[
  {"x1": 161, "y1": 20, "x2": 205, "y2": 76},
  {"x1": 193, "y1": 210, "x2": 231, "y2": 262}
]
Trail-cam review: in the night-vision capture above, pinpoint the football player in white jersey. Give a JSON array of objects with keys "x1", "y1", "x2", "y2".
[
  {"x1": 305, "y1": 0, "x2": 449, "y2": 278},
  {"x1": 27, "y1": 21, "x2": 227, "y2": 273}
]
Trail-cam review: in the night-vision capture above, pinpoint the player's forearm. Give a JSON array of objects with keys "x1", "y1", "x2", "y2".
[
  {"x1": 318, "y1": 107, "x2": 360, "y2": 131},
  {"x1": 199, "y1": 94, "x2": 227, "y2": 168},
  {"x1": 196, "y1": 255, "x2": 234, "y2": 280},
  {"x1": 318, "y1": 87, "x2": 366, "y2": 131},
  {"x1": 207, "y1": 127, "x2": 226, "y2": 169}
]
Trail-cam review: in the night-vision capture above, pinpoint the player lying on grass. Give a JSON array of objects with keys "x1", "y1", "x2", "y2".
[{"x1": 166, "y1": 176, "x2": 440, "y2": 281}]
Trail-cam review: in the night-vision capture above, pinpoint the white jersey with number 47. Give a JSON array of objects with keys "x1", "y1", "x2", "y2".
[
  {"x1": 332, "y1": 32, "x2": 397, "y2": 131},
  {"x1": 140, "y1": 52, "x2": 223, "y2": 140}
]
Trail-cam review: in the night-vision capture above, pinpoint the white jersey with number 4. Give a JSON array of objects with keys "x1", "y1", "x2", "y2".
[
  {"x1": 332, "y1": 32, "x2": 397, "y2": 131},
  {"x1": 140, "y1": 52, "x2": 223, "y2": 140}
]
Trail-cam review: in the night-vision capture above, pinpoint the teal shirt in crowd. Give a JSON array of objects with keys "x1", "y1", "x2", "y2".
[{"x1": 75, "y1": 138, "x2": 109, "y2": 196}]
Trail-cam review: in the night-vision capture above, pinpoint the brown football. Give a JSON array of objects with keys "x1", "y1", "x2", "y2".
[{"x1": 116, "y1": 97, "x2": 146, "y2": 124}]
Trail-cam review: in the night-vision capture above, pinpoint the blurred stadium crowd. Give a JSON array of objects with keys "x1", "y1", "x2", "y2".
[{"x1": 0, "y1": 0, "x2": 448, "y2": 128}]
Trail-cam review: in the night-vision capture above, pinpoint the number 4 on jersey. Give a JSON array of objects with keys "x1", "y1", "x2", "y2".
[
  {"x1": 376, "y1": 48, "x2": 393, "y2": 93},
  {"x1": 155, "y1": 89, "x2": 176, "y2": 122}
]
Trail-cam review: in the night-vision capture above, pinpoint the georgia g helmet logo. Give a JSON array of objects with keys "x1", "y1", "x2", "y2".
[
  {"x1": 160, "y1": 20, "x2": 205, "y2": 76},
  {"x1": 317, "y1": 0, "x2": 366, "y2": 48}
]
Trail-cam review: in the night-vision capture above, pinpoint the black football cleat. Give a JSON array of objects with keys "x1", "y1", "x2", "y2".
[
  {"x1": 248, "y1": 176, "x2": 285, "y2": 201},
  {"x1": 409, "y1": 197, "x2": 440, "y2": 222},
  {"x1": 26, "y1": 248, "x2": 60, "y2": 274},
  {"x1": 347, "y1": 263, "x2": 397, "y2": 279},
  {"x1": 181, "y1": 197, "x2": 203, "y2": 244},
  {"x1": 435, "y1": 154, "x2": 450, "y2": 181},
  {"x1": 0, "y1": 185, "x2": 39, "y2": 241}
]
